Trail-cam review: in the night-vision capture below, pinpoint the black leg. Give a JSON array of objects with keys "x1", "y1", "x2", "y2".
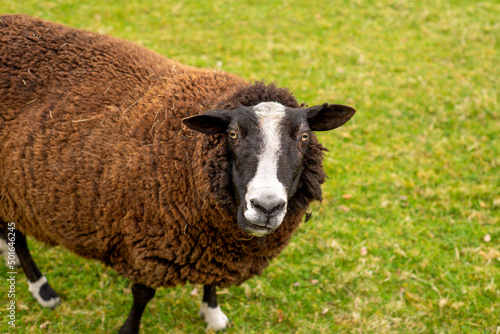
[
  {"x1": 119, "y1": 283, "x2": 156, "y2": 334},
  {"x1": 199, "y1": 284, "x2": 229, "y2": 331},
  {"x1": 13, "y1": 230, "x2": 42, "y2": 281},
  {"x1": 203, "y1": 284, "x2": 218, "y2": 308},
  {"x1": 13, "y1": 229, "x2": 60, "y2": 308}
]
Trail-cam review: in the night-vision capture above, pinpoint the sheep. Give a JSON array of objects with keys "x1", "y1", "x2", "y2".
[{"x1": 0, "y1": 14, "x2": 356, "y2": 333}]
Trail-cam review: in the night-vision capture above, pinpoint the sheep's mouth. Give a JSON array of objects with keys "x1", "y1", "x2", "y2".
[
  {"x1": 241, "y1": 223, "x2": 275, "y2": 237},
  {"x1": 237, "y1": 207, "x2": 278, "y2": 237}
]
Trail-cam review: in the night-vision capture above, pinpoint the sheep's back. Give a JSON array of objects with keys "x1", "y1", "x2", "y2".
[{"x1": 3, "y1": 17, "x2": 135, "y2": 111}]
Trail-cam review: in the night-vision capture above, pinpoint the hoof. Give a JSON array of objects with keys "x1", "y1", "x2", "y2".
[
  {"x1": 28, "y1": 276, "x2": 61, "y2": 308},
  {"x1": 199, "y1": 302, "x2": 229, "y2": 331}
]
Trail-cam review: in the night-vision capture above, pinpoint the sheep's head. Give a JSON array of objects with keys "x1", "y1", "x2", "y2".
[{"x1": 183, "y1": 102, "x2": 355, "y2": 237}]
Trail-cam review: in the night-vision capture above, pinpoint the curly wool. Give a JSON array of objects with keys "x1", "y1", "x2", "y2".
[{"x1": 0, "y1": 15, "x2": 327, "y2": 288}]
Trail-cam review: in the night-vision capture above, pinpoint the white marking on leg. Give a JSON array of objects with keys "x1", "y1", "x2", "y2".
[
  {"x1": 199, "y1": 302, "x2": 229, "y2": 331},
  {"x1": 28, "y1": 276, "x2": 60, "y2": 308},
  {"x1": 0, "y1": 237, "x2": 20, "y2": 267},
  {"x1": 244, "y1": 102, "x2": 288, "y2": 231}
]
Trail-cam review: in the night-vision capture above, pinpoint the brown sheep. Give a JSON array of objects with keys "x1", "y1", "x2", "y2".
[{"x1": 0, "y1": 14, "x2": 356, "y2": 333}]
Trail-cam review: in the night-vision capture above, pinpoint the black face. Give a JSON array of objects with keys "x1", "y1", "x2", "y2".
[
  {"x1": 183, "y1": 102, "x2": 356, "y2": 236},
  {"x1": 225, "y1": 105, "x2": 313, "y2": 237}
]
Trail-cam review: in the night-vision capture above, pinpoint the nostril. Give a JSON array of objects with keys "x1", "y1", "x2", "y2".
[
  {"x1": 250, "y1": 199, "x2": 268, "y2": 214},
  {"x1": 250, "y1": 199, "x2": 286, "y2": 216},
  {"x1": 271, "y1": 201, "x2": 286, "y2": 215}
]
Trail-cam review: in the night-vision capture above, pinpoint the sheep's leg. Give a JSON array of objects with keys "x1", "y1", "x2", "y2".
[
  {"x1": 199, "y1": 284, "x2": 229, "y2": 331},
  {"x1": 0, "y1": 223, "x2": 20, "y2": 268},
  {"x1": 119, "y1": 283, "x2": 156, "y2": 334},
  {"x1": 13, "y1": 229, "x2": 60, "y2": 308}
]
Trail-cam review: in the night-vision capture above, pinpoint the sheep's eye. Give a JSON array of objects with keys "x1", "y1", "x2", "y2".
[
  {"x1": 300, "y1": 132, "x2": 309, "y2": 142},
  {"x1": 229, "y1": 130, "x2": 238, "y2": 139}
]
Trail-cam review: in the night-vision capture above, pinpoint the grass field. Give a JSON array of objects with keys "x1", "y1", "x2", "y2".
[{"x1": 1, "y1": 0, "x2": 499, "y2": 333}]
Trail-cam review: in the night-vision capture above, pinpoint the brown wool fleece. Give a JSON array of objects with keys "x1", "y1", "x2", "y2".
[{"x1": 0, "y1": 15, "x2": 327, "y2": 288}]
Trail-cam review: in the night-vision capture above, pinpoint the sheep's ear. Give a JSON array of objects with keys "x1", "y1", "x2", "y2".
[
  {"x1": 305, "y1": 103, "x2": 356, "y2": 131},
  {"x1": 182, "y1": 109, "x2": 233, "y2": 134}
]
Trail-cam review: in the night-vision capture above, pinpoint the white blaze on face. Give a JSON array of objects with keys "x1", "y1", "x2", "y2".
[{"x1": 244, "y1": 102, "x2": 288, "y2": 230}]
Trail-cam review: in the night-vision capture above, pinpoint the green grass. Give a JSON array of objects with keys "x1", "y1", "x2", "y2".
[{"x1": 1, "y1": 0, "x2": 499, "y2": 333}]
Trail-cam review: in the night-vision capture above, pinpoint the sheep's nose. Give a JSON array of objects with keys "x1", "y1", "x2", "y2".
[{"x1": 250, "y1": 198, "x2": 286, "y2": 217}]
